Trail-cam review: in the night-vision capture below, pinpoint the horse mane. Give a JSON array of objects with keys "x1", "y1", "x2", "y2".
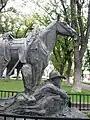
[{"x1": 39, "y1": 20, "x2": 57, "y2": 37}]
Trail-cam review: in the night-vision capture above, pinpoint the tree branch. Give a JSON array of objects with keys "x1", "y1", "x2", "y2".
[
  {"x1": 79, "y1": 1, "x2": 90, "y2": 62},
  {"x1": 60, "y1": 0, "x2": 70, "y2": 24},
  {"x1": 76, "y1": 0, "x2": 84, "y2": 39},
  {"x1": 86, "y1": 1, "x2": 90, "y2": 40},
  {"x1": 70, "y1": 0, "x2": 79, "y2": 32},
  {"x1": 0, "y1": 0, "x2": 8, "y2": 12}
]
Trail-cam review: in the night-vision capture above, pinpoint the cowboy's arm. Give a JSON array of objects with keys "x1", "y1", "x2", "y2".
[{"x1": 49, "y1": 84, "x2": 68, "y2": 99}]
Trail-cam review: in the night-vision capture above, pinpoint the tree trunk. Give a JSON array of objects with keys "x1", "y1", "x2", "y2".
[
  {"x1": 72, "y1": 1, "x2": 90, "y2": 91},
  {"x1": 66, "y1": 58, "x2": 72, "y2": 85},
  {"x1": 72, "y1": 40, "x2": 82, "y2": 91},
  {"x1": 59, "y1": 60, "x2": 66, "y2": 75},
  {"x1": 70, "y1": 0, "x2": 82, "y2": 91}
]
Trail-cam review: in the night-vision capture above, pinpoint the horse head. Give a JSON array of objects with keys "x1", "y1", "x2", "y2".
[
  {"x1": 39, "y1": 20, "x2": 77, "y2": 53},
  {"x1": 56, "y1": 21, "x2": 77, "y2": 38}
]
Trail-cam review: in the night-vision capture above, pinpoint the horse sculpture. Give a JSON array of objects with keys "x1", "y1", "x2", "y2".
[
  {"x1": 0, "y1": 32, "x2": 23, "y2": 79},
  {"x1": 20, "y1": 20, "x2": 77, "y2": 94},
  {"x1": 0, "y1": 20, "x2": 77, "y2": 93},
  {"x1": 0, "y1": 27, "x2": 38, "y2": 79}
]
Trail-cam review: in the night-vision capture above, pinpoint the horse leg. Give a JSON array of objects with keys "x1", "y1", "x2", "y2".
[
  {"x1": 16, "y1": 68, "x2": 19, "y2": 80},
  {"x1": 6, "y1": 68, "x2": 10, "y2": 79},
  {"x1": 16, "y1": 62, "x2": 23, "y2": 80},
  {"x1": 34, "y1": 61, "x2": 45, "y2": 87},
  {"x1": 6, "y1": 66, "x2": 15, "y2": 79},
  {"x1": 16, "y1": 68, "x2": 20, "y2": 80},
  {"x1": 21, "y1": 64, "x2": 33, "y2": 94},
  {"x1": 0, "y1": 56, "x2": 9, "y2": 78}
]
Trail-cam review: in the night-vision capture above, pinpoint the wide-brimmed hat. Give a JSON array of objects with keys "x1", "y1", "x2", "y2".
[{"x1": 48, "y1": 70, "x2": 66, "y2": 80}]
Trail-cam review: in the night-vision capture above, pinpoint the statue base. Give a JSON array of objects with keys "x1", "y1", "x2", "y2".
[{"x1": 0, "y1": 92, "x2": 88, "y2": 119}]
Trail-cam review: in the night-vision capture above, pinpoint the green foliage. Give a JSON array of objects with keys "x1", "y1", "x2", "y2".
[
  {"x1": 87, "y1": 113, "x2": 90, "y2": 118},
  {"x1": 33, "y1": 13, "x2": 51, "y2": 26},
  {"x1": 0, "y1": 10, "x2": 51, "y2": 38},
  {"x1": 0, "y1": 12, "x2": 39, "y2": 38},
  {"x1": 51, "y1": 35, "x2": 73, "y2": 76},
  {"x1": 51, "y1": 36, "x2": 66, "y2": 74},
  {"x1": 0, "y1": 12, "x2": 24, "y2": 35},
  {"x1": 83, "y1": 48, "x2": 90, "y2": 72}
]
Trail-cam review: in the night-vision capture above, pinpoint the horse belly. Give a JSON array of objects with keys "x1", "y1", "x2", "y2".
[
  {"x1": 7, "y1": 49, "x2": 19, "y2": 75},
  {"x1": 11, "y1": 49, "x2": 19, "y2": 62}
]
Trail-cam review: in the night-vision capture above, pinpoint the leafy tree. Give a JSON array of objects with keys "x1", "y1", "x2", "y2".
[
  {"x1": 0, "y1": 11, "x2": 37, "y2": 38},
  {"x1": 34, "y1": 0, "x2": 74, "y2": 85},
  {"x1": 32, "y1": 0, "x2": 90, "y2": 91},
  {"x1": 50, "y1": 35, "x2": 73, "y2": 85},
  {"x1": 70, "y1": 0, "x2": 90, "y2": 91}
]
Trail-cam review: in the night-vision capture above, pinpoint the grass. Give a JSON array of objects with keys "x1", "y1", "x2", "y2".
[
  {"x1": 62, "y1": 81, "x2": 90, "y2": 94},
  {"x1": 61, "y1": 81, "x2": 90, "y2": 103},
  {"x1": 82, "y1": 81, "x2": 90, "y2": 85},
  {"x1": 0, "y1": 78, "x2": 90, "y2": 103},
  {"x1": 0, "y1": 78, "x2": 24, "y2": 91},
  {"x1": 0, "y1": 78, "x2": 90, "y2": 94}
]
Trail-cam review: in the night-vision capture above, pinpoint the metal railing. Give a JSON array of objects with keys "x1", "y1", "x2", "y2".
[
  {"x1": 69, "y1": 94, "x2": 90, "y2": 111},
  {"x1": 0, "y1": 90, "x2": 19, "y2": 98},
  {"x1": 0, "y1": 90, "x2": 90, "y2": 111}
]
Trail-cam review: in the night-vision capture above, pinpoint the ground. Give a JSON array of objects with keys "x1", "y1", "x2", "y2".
[{"x1": 81, "y1": 83, "x2": 90, "y2": 91}]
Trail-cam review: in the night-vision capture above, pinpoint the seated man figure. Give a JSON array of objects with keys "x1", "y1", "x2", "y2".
[
  {"x1": 4, "y1": 70, "x2": 69, "y2": 116},
  {"x1": 33, "y1": 70, "x2": 68, "y2": 101},
  {"x1": 27, "y1": 70, "x2": 69, "y2": 116}
]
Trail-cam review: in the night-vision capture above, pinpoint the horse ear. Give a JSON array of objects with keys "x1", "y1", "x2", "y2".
[{"x1": 57, "y1": 14, "x2": 60, "y2": 21}]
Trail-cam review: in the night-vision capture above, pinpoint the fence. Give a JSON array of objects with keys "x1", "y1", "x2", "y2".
[
  {"x1": 0, "y1": 90, "x2": 90, "y2": 111},
  {"x1": 0, "y1": 90, "x2": 19, "y2": 98},
  {"x1": 69, "y1": 93, "x2": 90, "y2": 111}
]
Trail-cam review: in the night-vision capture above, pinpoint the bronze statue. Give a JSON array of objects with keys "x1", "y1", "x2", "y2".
[
  {"x1": 0, "y1": 22, "x2": 88, "y2": 118},
  {"x1": 0, "y1": 21, "x2": 76, "y2": 90},
  {"x1": 0, "y1": 26, "x2": 39, "y2": 79},
  {"x1": 0, "y1": 21, "x2": 77, "y2": 88},
  {"x1": 21, "y1": 20, "x2": 77, "y2": 94}
]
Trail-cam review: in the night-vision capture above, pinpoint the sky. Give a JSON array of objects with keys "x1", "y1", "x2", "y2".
[
  {"x1": 6, "y1": 0, "x2": 89, "y2": 19},
  {"x1": 6, "y1": 0, "x2": 47, "y2": 15}
]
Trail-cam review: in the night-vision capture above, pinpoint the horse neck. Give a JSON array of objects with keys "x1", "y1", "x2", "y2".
[{"x1": 40, "y1": 23, "x2": 57, "y2": 53}]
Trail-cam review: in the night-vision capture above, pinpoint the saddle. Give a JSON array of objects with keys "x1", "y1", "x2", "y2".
[{"x1": 0, "y1": 40, "x2": 11, "y2": 61}]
